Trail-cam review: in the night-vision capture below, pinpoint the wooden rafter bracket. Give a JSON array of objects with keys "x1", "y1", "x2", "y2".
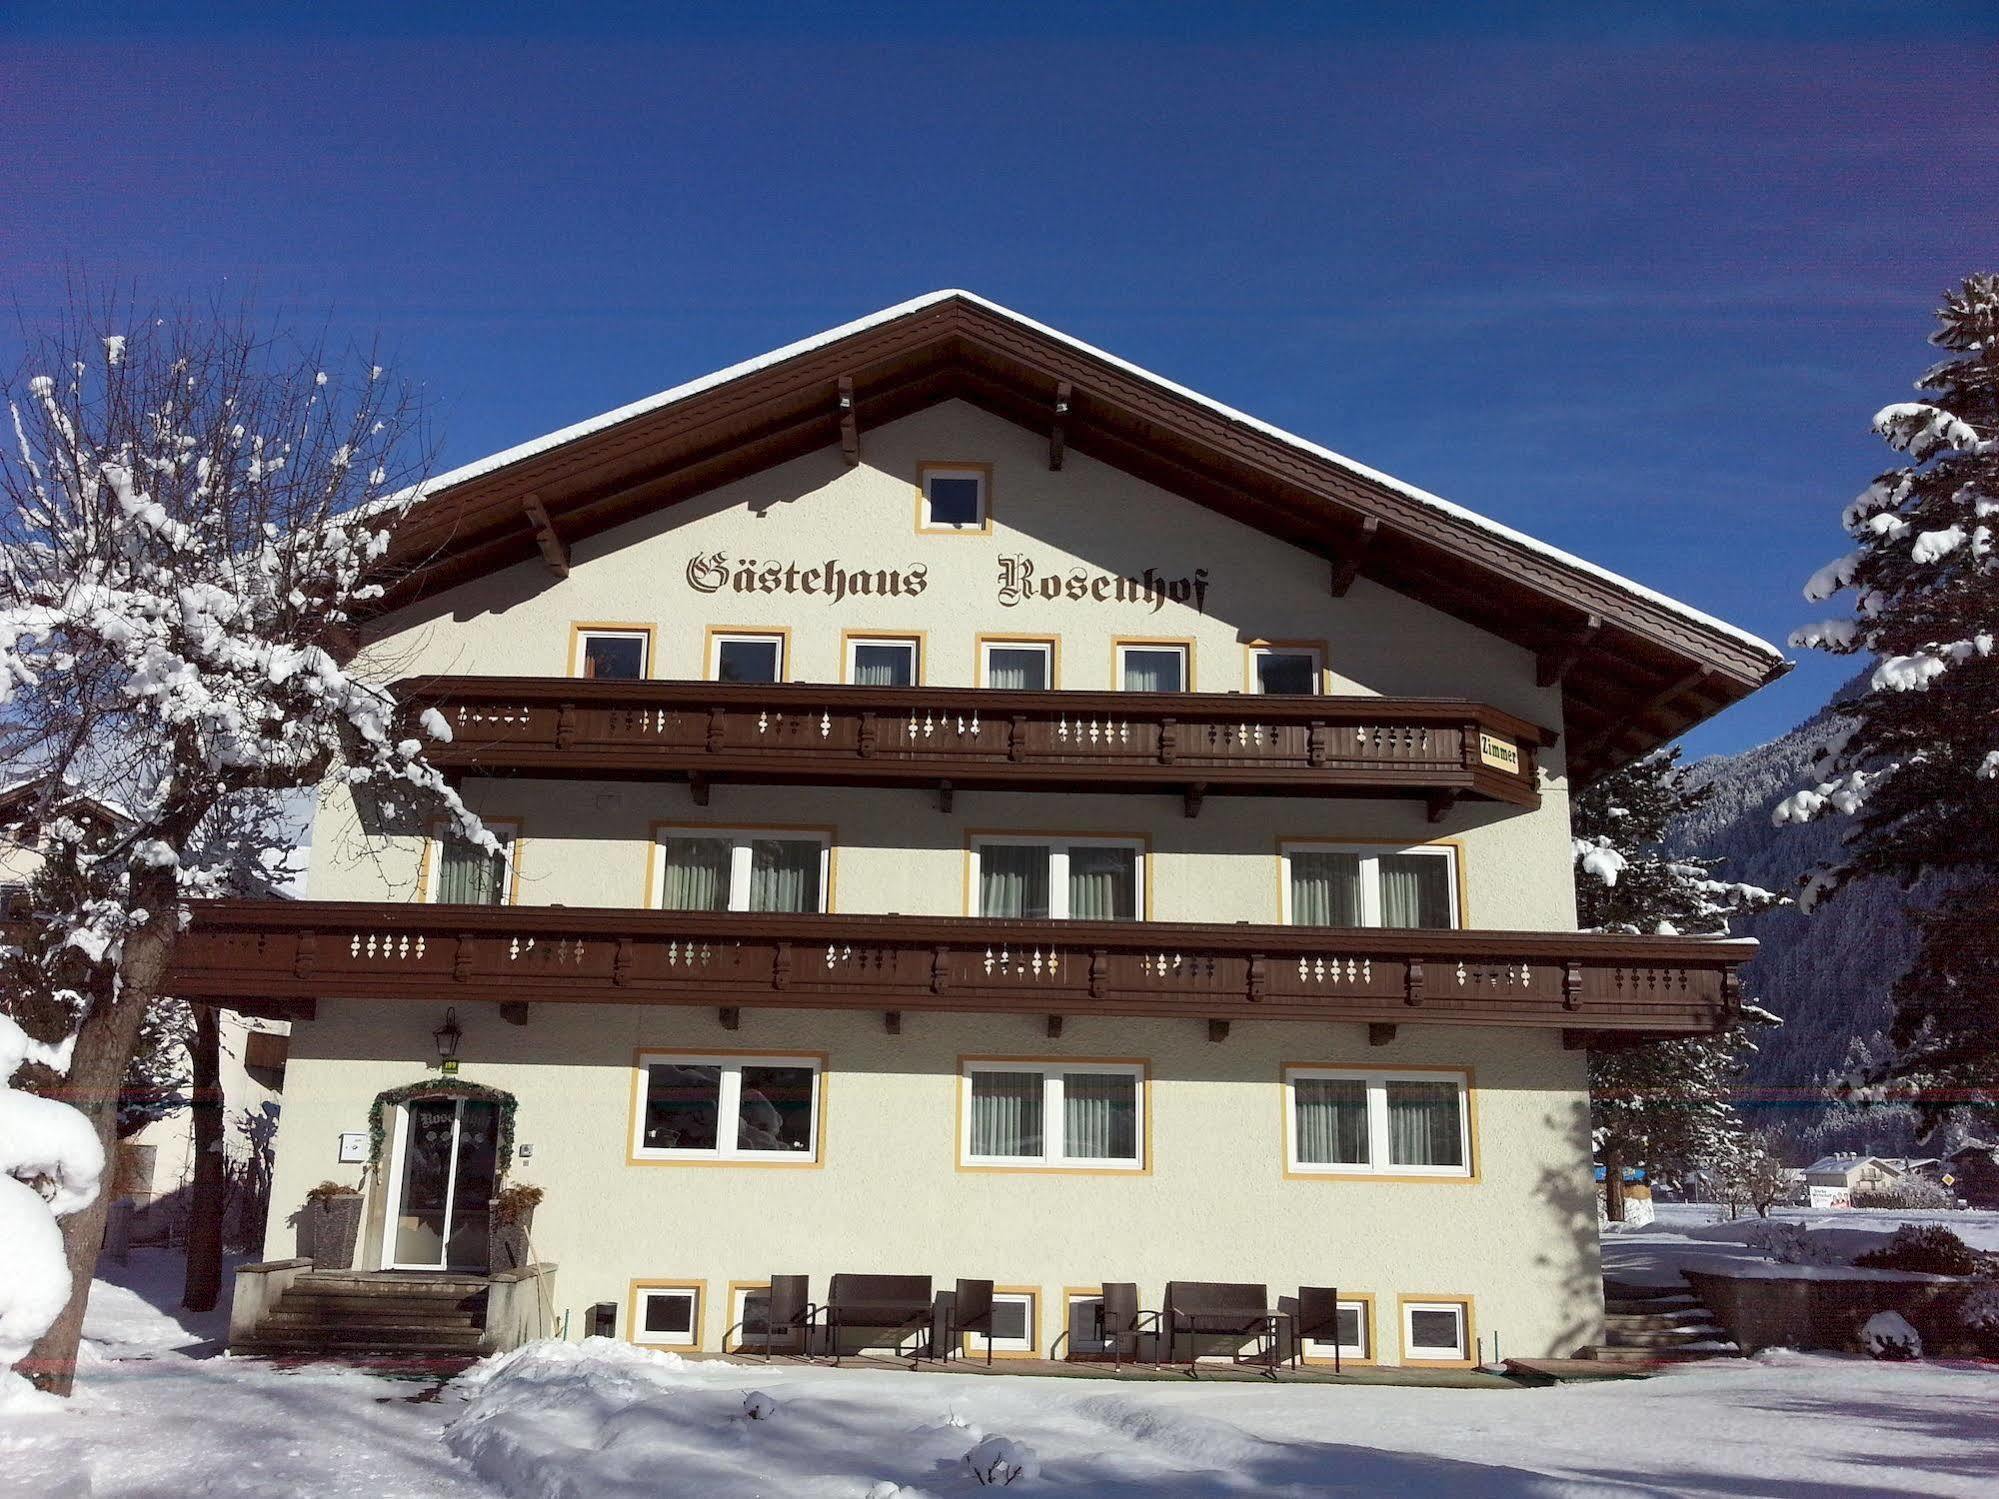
[
  {"x1": 883, "y1": 1009, "x2": 902, "y2": 1035},
  {"x1": 498, "y1": 1001, "x2": 531, "y2": 1026},
  {"x1": 1049, "y1": 380, "x2": 1071, "y2": 471},
  {"x1": 1575, "y1": 666, "x2": 1717, "y2": 761},
  {"x1": 1207, "y1": 1018, "x2": 1231, "y2": 1043},
  {"x1": 1536, "y1": 614, "x2": 1601, "y2": 688},
  {"x1": 1328, "y1": 515, "x2": 1381, "y2": 597},
  {"x1": 1368, "y1": 1022, "x2": 1397, "y2": 1046},
  {"x1": 521, "y1": 493, "x2": 570, "y2": 577},
  {"x1": 718, "y1": 1005, "x2": 741, "y2": 1031},
  {"x1": 838, "y1": 375, "x2": 859, "y2": 466},
  {"x1": 1045, "y1": 1014, "x2": 1064, "y2": 1038},
  {"x1": 1426, "y1": 788, "x2": 1460, "y2": 824}
]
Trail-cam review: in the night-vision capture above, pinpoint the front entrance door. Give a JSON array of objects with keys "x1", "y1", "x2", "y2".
[{"x1": 383, "y1": 1097, "x2": 500, "y2": 1271}]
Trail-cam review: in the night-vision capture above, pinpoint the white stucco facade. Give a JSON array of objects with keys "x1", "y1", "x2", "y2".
[{"x1": 264, "y1": 398, "x2": 1607, "y2": 1365}]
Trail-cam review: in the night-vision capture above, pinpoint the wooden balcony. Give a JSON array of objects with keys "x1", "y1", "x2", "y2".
[
  {"x1": 397, "y1": 677, "x2": 1553, "y2": 816},
  {"x1": 161, "y1": 901, "x2": 1746, "y2": 1041}
]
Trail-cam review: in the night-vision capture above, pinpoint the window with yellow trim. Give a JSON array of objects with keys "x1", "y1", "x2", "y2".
[
  {"x1": 635, "y1": 1052, "x2": 822, "y2": 1162},
  {"x1": 428, "y1": 820, "x2": 517, "y2": 905},
  {"x1": 1402, "y1": 1299, "x2": 1471, "y2": 1362},
  {"x1": 1284, "y1": 1067, "x2": 1470, "y2": 1177},
  {"x1": 634, "y1": 1285, "x2": 700, "y2": 1347},
  {"x1": 1280, "y1": 841, "x2": 1457, "y2": 929},
  {"x1": 966, "y1": 1290, "x2": 1039, "y2": 1356},
  {"x1": 961, "y1": 1061, "x2": 1144, "y2": 1170}
]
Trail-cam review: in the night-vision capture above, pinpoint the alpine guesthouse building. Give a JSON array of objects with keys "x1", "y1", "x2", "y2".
[{"x1": 195, "y1": 293, "x2": 1781, "y2": 1369}]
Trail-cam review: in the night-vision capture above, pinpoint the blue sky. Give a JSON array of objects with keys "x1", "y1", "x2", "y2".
[{"x1": 5, "y1": 3, "x2": 1996, "y2": 756}]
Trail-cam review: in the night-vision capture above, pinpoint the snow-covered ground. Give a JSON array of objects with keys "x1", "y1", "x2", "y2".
[
  {"x1": 1604, "y1": 1201, "x2": 1999, "y2": 1286},
  {"x1": 4, "y1": 1244, "x2": 1998, "y2": 1497}
]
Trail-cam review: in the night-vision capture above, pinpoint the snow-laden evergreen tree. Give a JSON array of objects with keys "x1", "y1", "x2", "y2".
[
  {"x1": 1573, "y1": 749, "x2": 1782, "y2": 1216},
  {"x1": 1776, "y1": 274, "x2": 1999, "y2": 1125},
  {"x1": 0, "y1": 295, "x2": 486, "y2": 1393}
]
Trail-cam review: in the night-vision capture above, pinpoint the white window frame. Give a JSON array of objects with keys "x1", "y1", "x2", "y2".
[
  {"x1": 1401, "y1": 1299, "x2": 1471, "y2": 1363},
  {"x1": 632, "y1": 1051, "x2": 824, "y2": 1163},
  {"x1": 1115, "y1": 641, "x2": 1188, "y2": 693},
  {"x1": 965, "y1": 1289, "x2": 1039, "y2": 1357},
  {"x1": 708, "y1": 631, "x2": 786, "y2": 683},
  {"x1": 576, "y1": 628, "x2": 651, "y2": 680},
  {"x1": 959, "y1": 1059, "x2": 1147, "y2": 1171},
  {"x1": 1278, "y1": 841, "x2": 1460, "y2": 929},
  {"x1": 633, "y1": 1285, "x2": 701, "y2": 1347},
  {"x1": 1282, "y1": 1067, "x2": 1473, "y2": 1179},
  {"x1": 1301, "y1": 1297, "x2": 1373, "y2": 1362},
  {"x1": 968, "y1": 835, "x2": 1145, "y2": 921},
  {"x1": 425, "y1": 818, "x2": 519, "y2": 905},
  {"x1": 652, "y1": 826, "x2": 831, "y2": 914},
  {"x1": 1250, "y1": 644, "x2": 1324, "y2": 695},
  {"x1": 845, "y1": 635, "x2": 921, "y2": 686},
  {"x1": 980, "y1": 639, "x2": 1054, "y2": 691},
  {"x1": 918, "y1": 464, "x2": 989, "y2": 532}
]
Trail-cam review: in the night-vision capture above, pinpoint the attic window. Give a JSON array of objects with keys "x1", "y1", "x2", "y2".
[
  {"x1": 577, "y1": 628, "x2": 650, "y2": 680},
  {"x1": 918, "y1": 464, "x2": 990, "y2": 533}
]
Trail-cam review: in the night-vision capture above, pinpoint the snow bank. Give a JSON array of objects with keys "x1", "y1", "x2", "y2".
[{"x1": 1, "y1": 1015, "x2": 105, "y2": 1404}]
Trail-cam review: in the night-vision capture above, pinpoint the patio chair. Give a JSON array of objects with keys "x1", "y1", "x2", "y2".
[
  {"x1": 1293, "y1": 1285, "x2": 1342, "y2": 1374},
  {"x1": 731, "y1": 1274, "x2": 816, "y2": 1363},
  {"x1": 820, "y1": 1273, "x2": 934, "y2": 1366},
  {"x1": 1102, "y1": 1281, "x2": 1162, "y2": 1370},
  {"x1": 942, "y1": 1278, "x2": 997, "y2": 1365},
  {"x1": 1162, "y1": 1281, "x2": 1288, "y2": 1378}
]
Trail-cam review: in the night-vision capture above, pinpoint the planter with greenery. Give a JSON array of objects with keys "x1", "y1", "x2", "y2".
[{"x1": 298, "y1": 1181, "x2": 364, "y2": 1270}]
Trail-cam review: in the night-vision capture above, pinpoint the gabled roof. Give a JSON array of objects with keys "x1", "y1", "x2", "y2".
[
  {"x1": 377, "y1": 291, "x2": 1786, "y2": 783},
  {"x1": 0, "y1": 777, "x2": 133, "y2": 839}
]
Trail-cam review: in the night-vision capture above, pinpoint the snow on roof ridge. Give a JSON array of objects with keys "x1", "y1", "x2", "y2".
[{"x1": 419, "y1": 289, "x2": 1782, "y2": 663}]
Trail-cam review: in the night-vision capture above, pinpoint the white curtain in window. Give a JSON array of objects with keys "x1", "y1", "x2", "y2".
[
  {"x1": 660, "y1": 837, "x2": 730, "y2": 911},
  {"x1": 1294, "y1": 1078, "x2": 1370, "y2": 1164},
  {"x1": 851, "y1": 645, "x2": 912, "y2": 687},
  {"x1": 979, "y1": 844, "x2": 1050, "y2": 918},
  {"x1": 1387, "y1": 1080, "x2": 1463, "y2": 1167},
  {"x1": 1379, "y1": 854, "x2": 1451, "y2": 929},
  {"x1": 1121, "y1": 650, "x2": 1182, "y2": 692},
  {"x1": 970, "y1": 1071, "x2": 1043, "y2": 1157},
  {"x1": 1063, "y1": 1072, "x2": 1137, "y2": 1159},
  {"x1": 1289, "y1": 851, "x2": 1363, "y2": 926},
  {"x1": 438, "y1": 834, "x2": 509, "y2": 905},
  {"x1": 986, "y1": 649, "x2": 1046, "y2": 690},
  {"x1": 1067, "y1": 846, "x2": 1136, "y2": 920},
  {"x1": 749, "y1": 840, "x2": 821, "y2": 913}
]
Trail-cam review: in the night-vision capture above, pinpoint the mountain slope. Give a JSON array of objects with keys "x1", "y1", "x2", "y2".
[{"x1": 1672, "y1": 691, "x2": 1920, "y2": 1095}]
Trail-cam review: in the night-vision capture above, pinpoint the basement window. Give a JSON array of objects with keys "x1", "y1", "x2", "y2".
[
  {"x1": 633, "y1": 1284, "x2": 701, "y2": 1347},
  {"x1": 1400, "y1": 1298, "x2": 1472, "y2": 1365}
]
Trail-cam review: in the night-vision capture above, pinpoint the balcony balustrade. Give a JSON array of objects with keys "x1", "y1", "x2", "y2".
[
  {"x1": 156, "y1": 900, "x2": 1744, "y2": 1042},
  {"x1": 396, "y1": 677, "x2": 1552, "y2": 815}
]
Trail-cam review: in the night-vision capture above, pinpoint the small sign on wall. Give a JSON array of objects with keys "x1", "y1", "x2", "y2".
[
  {"x1": 337, "y1": 1132, "x2": 368, "y2": 1164},
  {"x1": 1478, "y1": 732, "x2": 1521, "y2": 773}
]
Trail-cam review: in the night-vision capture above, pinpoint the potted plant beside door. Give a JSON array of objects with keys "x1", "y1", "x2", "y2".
[
  {"x1": 488, "y1": 1182, "x2": 542, "y2": 1272},
  {"x1": 299, "y1": 1181, "x2": 364, "y2": 1269}
]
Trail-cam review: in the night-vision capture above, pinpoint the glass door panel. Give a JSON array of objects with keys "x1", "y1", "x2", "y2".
[
  {"x1": 444, "y1": 1101, "x2": 499, "y2": 1268},
  {"x1": 391, "y1": 1099, "x2": 457, "y2": 1267},
  {"x1": 389, "y1": 1097, "x2": 500, "y2": 1270}
]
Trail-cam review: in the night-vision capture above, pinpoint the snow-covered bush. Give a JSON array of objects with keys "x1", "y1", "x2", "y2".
[
  {"x1": 963, "y1": 1434, "x2": 1039, "y2": 1486},
  {"x1": 0, "y1": 1015, "x2": 104, "y2": 1402},
  {"x1": 1853, "y1": 1224, "x2": 1987, "y2": 1277},
  {"x1": 740, "y1": 1390, "x2": 780, "y2": 1421},
  {"x1": 1860, "y1": 1310, "x2": 1922, "y2": 1361},
  {"x1": 1738, "y1": 1220, "x2": 1843, "y2": 1267}
]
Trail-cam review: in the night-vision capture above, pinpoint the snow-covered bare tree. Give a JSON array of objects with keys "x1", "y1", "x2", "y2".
[
  {"x1": 0, "y1": 295, "x2": 485, "y2": 1394},
  {"x1": 1776, "y1": 274, "x2": 1999, "y2": 1126},
  {"x1": 1573, "y1": 749, "x2": 1782, "y2": 1218}
]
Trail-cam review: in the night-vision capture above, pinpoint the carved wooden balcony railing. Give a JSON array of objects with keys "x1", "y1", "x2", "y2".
[
  {"x1": 396, "y1": 677, "x2": 1553, "y2": 815},
  {"x1": 161, "y1": 901, "x2": 1745, "y2": 1041}
]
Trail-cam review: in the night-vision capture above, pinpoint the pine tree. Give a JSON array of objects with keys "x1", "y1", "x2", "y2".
[
  {"x1": 1573, "y1": 750, "x2": 1782, "y2": 1216},
  {"x1": 1778, "y1": 274, "x2": 1999, "y2": 1124}
]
